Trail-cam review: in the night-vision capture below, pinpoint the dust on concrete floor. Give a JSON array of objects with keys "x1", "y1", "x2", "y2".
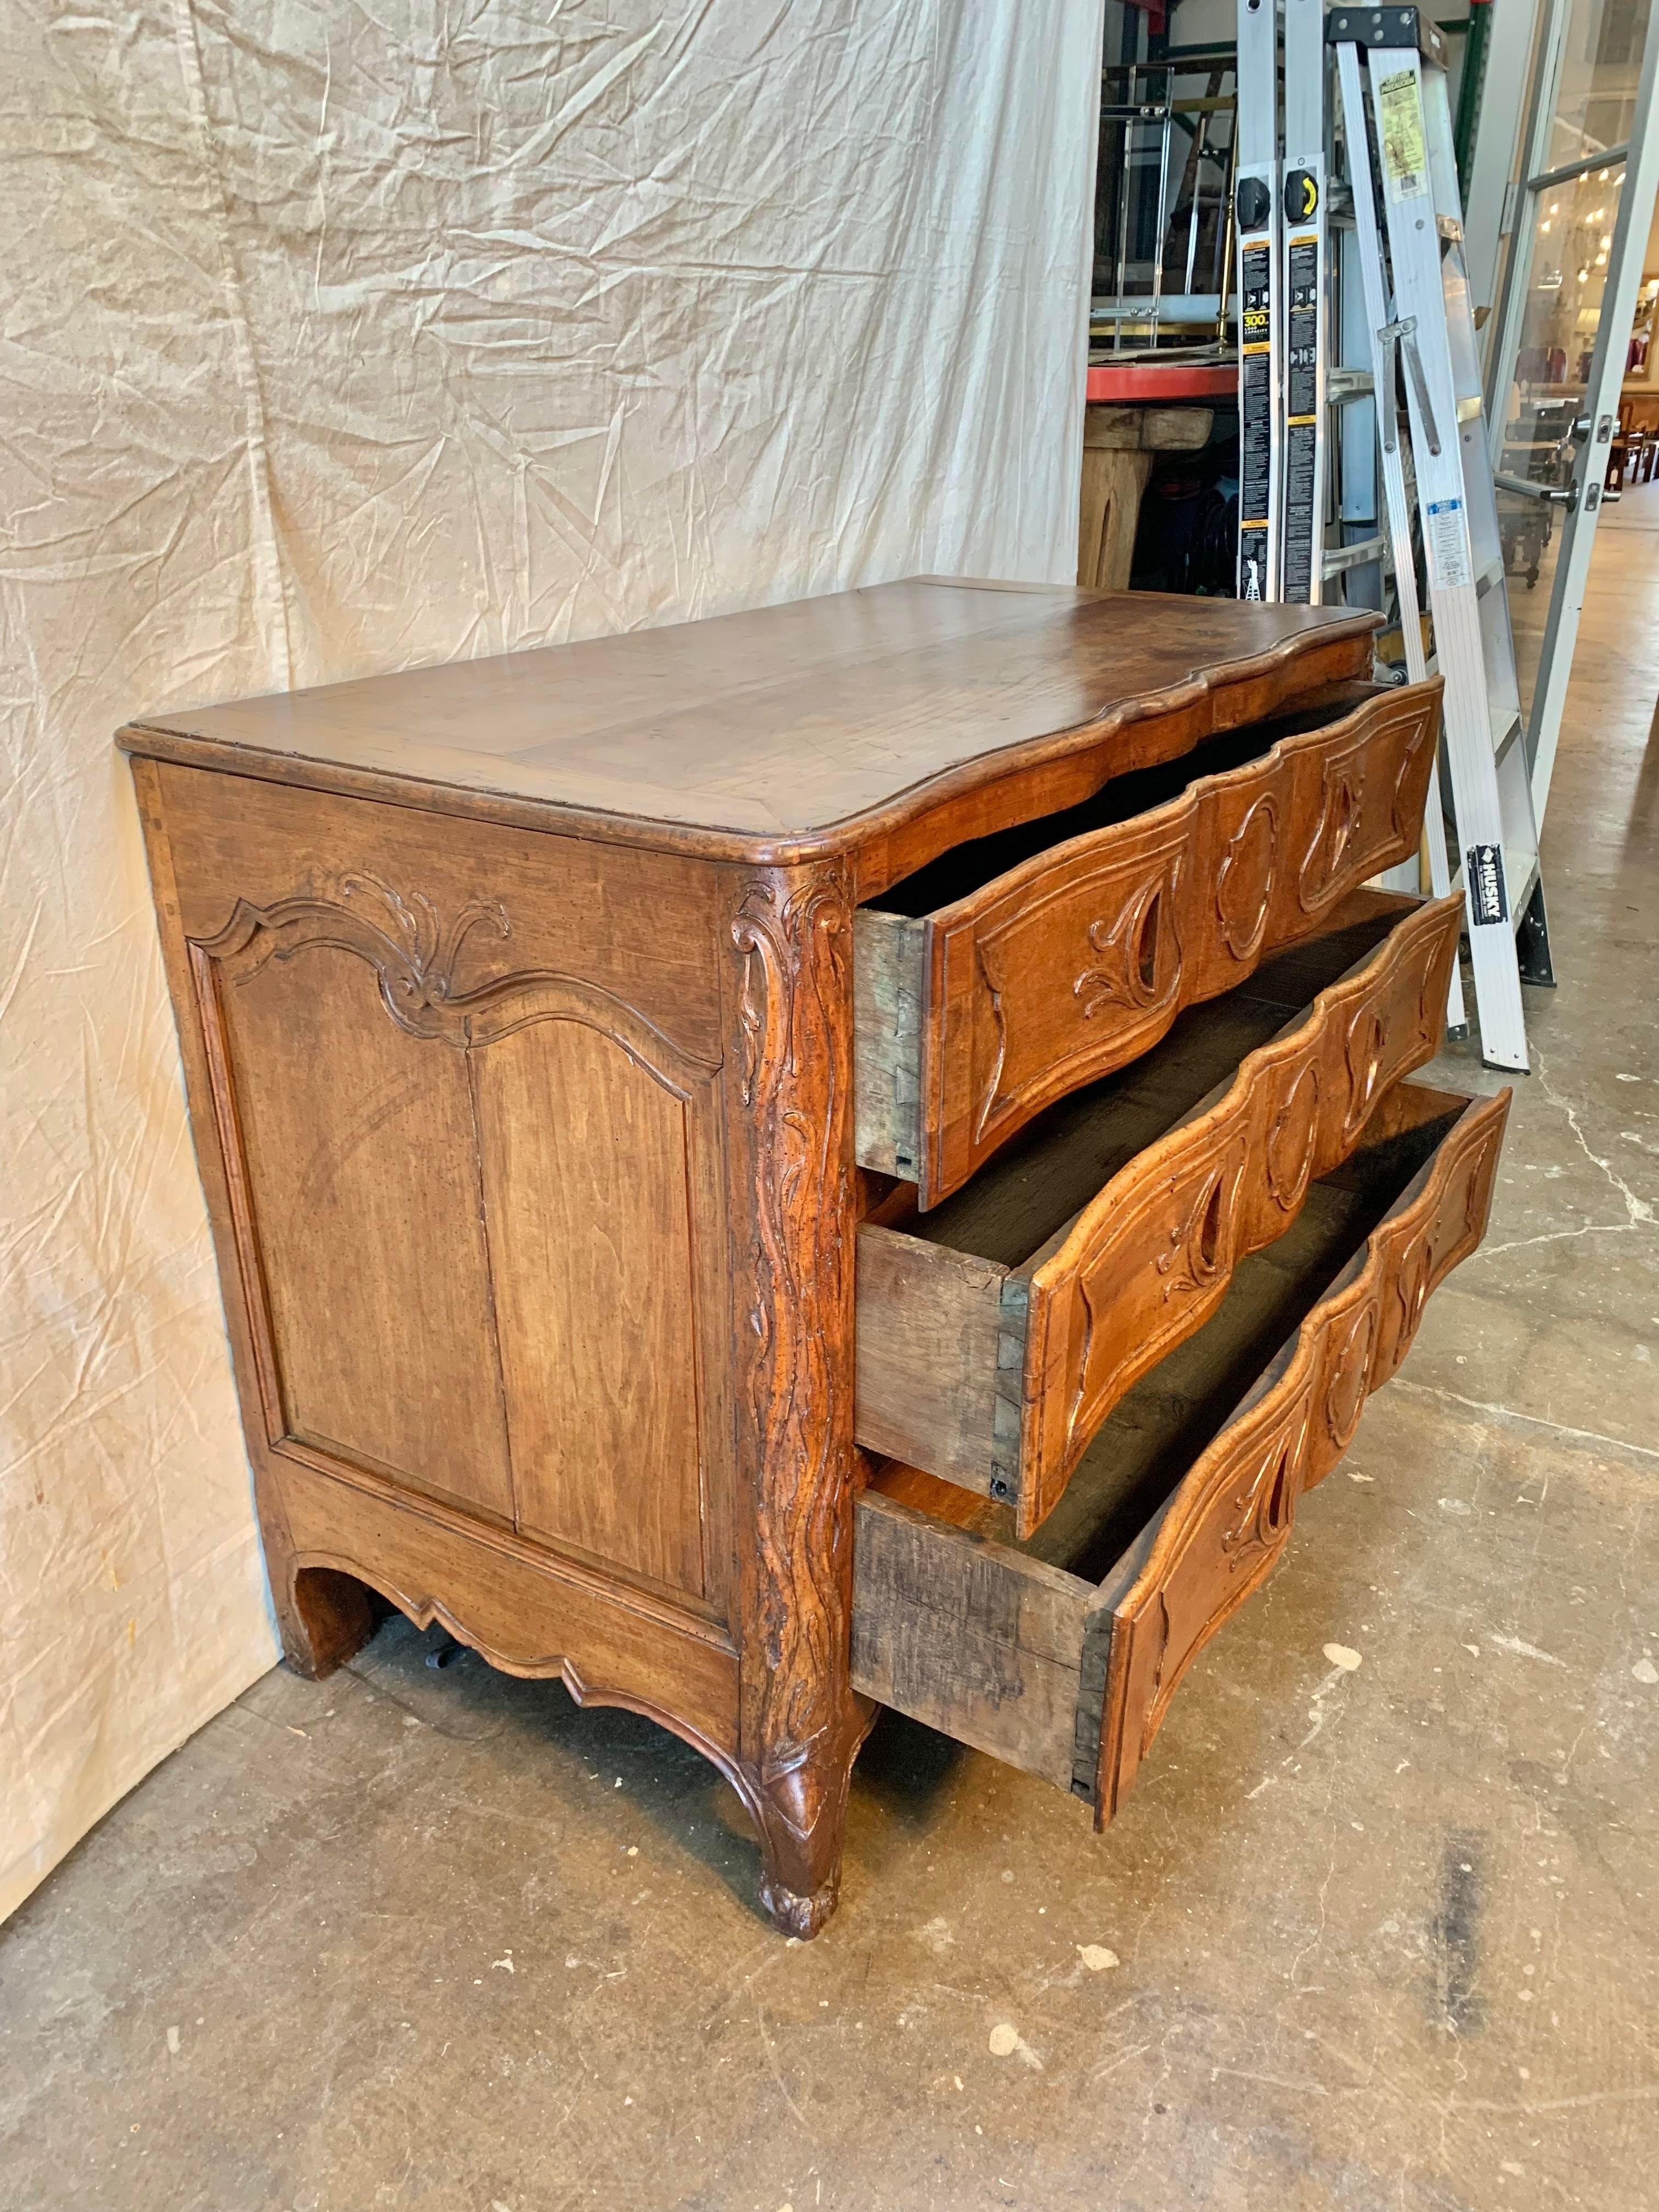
[{"x1": 3, "y1": 544, "x2": 1656, "y2": 2212}]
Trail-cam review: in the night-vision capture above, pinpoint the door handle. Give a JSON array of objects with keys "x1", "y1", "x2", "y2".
[{"x1": 1493, "y1": 473, "x2": 1576, "y2": 506}]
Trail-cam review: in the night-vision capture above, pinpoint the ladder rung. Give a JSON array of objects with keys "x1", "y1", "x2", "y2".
[
  {"x1": 1327, "y1": 368, "x2": 1374, "y2": 403},
  {"x1": 1493, "y1": 709, "x2": 1523, "y2": 764},
  {"x1": 1323, "y1": 535, "x2": 1385, "y2": 578},
  {"x1": 1447, "y1": 847, "x2": 1542, "y2": 935}
]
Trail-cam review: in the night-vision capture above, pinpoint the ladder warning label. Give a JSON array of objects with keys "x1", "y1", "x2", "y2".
[
  {"x1": 1281, "y1": 234, "x2": 1321, "y2": 600},
  {"x1": 1239, "y1": 241, "x2": 1274, "y2": 599},
  {"x1": 1378, "y1": 70, "x2": 1430, "y2": 201},
  {"x1": 1426, "y1": 496, "x2": 1472, "y2": 589},
  {"x1": 1468, "y1": 844, "x2": 1508, "y2": 926}
]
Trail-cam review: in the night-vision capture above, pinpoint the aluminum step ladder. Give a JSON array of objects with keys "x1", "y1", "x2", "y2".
[
  {"x1": 1233, "y1": 0, "x2": 1546, "y2": 1068},
  {"x1": 1331, "y1": 5, "x2": 1547, "y2": 1070}
]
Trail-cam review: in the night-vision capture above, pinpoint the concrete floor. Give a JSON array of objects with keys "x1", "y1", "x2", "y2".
[{"x1": 4, "y1": 518, "x2": 1657, "y2": 2212}]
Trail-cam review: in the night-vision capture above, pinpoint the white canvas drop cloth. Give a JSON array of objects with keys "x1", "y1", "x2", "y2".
[{"x1": 0, "y1": 0, "x2": 1101, "y2": 1919}]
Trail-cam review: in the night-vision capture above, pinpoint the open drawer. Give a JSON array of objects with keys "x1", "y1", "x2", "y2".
[
  {"x1": 854, "y1": 676, "x2": 1442, "y2": 1206},
  {"x1": 850, "y1": 1078, "x2": 1510, "y2": 1825},
  {"x1": 856, "y1": 887, "x2": 1462, "y2": 1539}
]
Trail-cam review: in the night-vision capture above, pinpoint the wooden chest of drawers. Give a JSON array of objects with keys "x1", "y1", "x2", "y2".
[{"x1": 120, "y1": 579, "x2": 1508, "y2": 1937}]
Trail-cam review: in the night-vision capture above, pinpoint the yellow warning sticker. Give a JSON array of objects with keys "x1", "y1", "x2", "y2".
[{"x1": 1378, "y1": 69, "x2": 1429, "y2": 201}]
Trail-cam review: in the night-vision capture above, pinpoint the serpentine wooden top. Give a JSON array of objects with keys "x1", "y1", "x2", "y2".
[{"x1": 119, "y1": 578, "x2": 1376, "y2": 874}]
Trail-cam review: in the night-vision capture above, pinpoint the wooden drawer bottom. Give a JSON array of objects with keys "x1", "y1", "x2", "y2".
[{"x1": 851, "y1": 1079, "x2": 1509, "y2": 1824}]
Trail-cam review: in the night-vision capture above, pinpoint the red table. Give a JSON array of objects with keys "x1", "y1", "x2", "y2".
[{"x1": 1079, "y1": 357, "x2": 1234, "y2": 588}]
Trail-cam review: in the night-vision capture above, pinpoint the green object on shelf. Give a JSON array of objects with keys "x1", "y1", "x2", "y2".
[{"x1": 1452, "y1": 5, "x2": 1491, "y2": 208}]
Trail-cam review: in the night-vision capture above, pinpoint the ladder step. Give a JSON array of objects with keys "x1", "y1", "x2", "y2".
[
  {"x1": 1327, "y1": 367, "x2": 1374, "y2": 403},
  {"x1": 1447, "y1": 845, "x2": 1542, "y2": 936},
  {"x1": 1322, "y1": 535, "x2": 1385, "y2": 578},
  {"x1": 1492, "y1": 707, "x2": 1523, "y2": 763}
]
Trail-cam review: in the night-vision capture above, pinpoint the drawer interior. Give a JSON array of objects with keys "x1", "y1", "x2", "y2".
[
  {"x1": 870, "y1": 1078, "x2": 1466, "y2": 1583},
  {"x1": 865, "y1": 680, "x2": 1383, "y2": 920},
  {"x1": 866, "y1": 885, "x2": 1417, "y2": 1269}
]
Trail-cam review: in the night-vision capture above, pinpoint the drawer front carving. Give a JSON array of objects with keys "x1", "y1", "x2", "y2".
[
  {"x1": 964, "y1": 817, "x2": 1190, "y2": 1153},
  {"x1": 191, "y1": 868, "x2": 726, "y2": 1611},
  {"x1": 854, "y1": 893, "x2": 1462, "y2": 1541},
  {"x1": 1017, "y1": 893, "x2": 1460, "y2": 1536},
  {"x1": 1091, "y1": 1087, "x2": 1508, "y2": 1821},
  {"x1": 918, "y1": 682, "x2": 1439, "y2": 1204}
]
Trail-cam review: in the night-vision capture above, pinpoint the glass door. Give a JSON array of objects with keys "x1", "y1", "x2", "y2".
[{"x1": 1485, "y1": 0, "x2": 1659, "y2": 827}]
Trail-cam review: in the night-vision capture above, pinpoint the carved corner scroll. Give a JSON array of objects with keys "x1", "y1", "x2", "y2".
[
  {"x1": 726, "y1": 867, "x2": 861, "y2": 1935},
  {"x1": 198, "y1": 872, "x2": 509, "y2": 1034},
  {"x1": 1090, "y1": 1086, "x2": 1510, "y2": 1825},
  {"x1": 191, "y1": 870, "x2": 715, "y2": 1084}
]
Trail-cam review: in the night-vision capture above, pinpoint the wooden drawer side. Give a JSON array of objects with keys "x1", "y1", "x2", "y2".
[{"x1": 850, "y1": 1496, "x2": 1092, "y2": 1790}]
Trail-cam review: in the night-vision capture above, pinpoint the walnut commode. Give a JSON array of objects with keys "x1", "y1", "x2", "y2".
[{"x1": 121, "y1": 579, "x2": 1508, "y2": 1936}]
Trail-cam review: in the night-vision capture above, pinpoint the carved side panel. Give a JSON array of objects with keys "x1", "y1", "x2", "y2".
[
  {"x1": 724, "y1": 866, "x2": 861, "y2": 1932},
  {"x1": 475, "y1": 1019, "x2": 713, "y2": 1600},
  {"x1": 193, "y1": 870, "x2": 727, "y2": 1605},
  {"x1": 200, "y1": 885, "x2": 518, "y2": 1523},
  {"x1": 1091, "y1": 1087, "x2": 1510, "y2": 1823},
  {"x1": 1016, "y1": 893, "x2": 1462, "y2": 1541},
  {"x1": 919, "y1": 681, "x2": 1441, "y2": 1205}
]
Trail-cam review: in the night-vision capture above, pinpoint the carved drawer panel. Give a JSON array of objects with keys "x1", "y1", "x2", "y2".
[
  {"x1": 850, "y1": 1079, "x2": 1510, "y2": 1822},
  {"x1": 854, "y1": 678, "x2": 1441, "y2": 1207},
  {"x1": 855, "y1": 888, "x2": 1462, "y2": 1539}
]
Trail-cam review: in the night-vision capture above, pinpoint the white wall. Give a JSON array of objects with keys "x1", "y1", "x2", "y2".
[{"x1": 0, "y1": 0, "x2": 1104, "y2": 1923}]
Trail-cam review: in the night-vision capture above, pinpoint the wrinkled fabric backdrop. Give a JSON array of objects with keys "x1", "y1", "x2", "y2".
[{"x1": 0, "y1": 0, "x2": 1102, "y2": 1920}]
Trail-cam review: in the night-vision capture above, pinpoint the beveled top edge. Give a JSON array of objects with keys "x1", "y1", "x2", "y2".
[{"x1": 117, "y1": 579, "x2": 1380, "y2": 873}]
